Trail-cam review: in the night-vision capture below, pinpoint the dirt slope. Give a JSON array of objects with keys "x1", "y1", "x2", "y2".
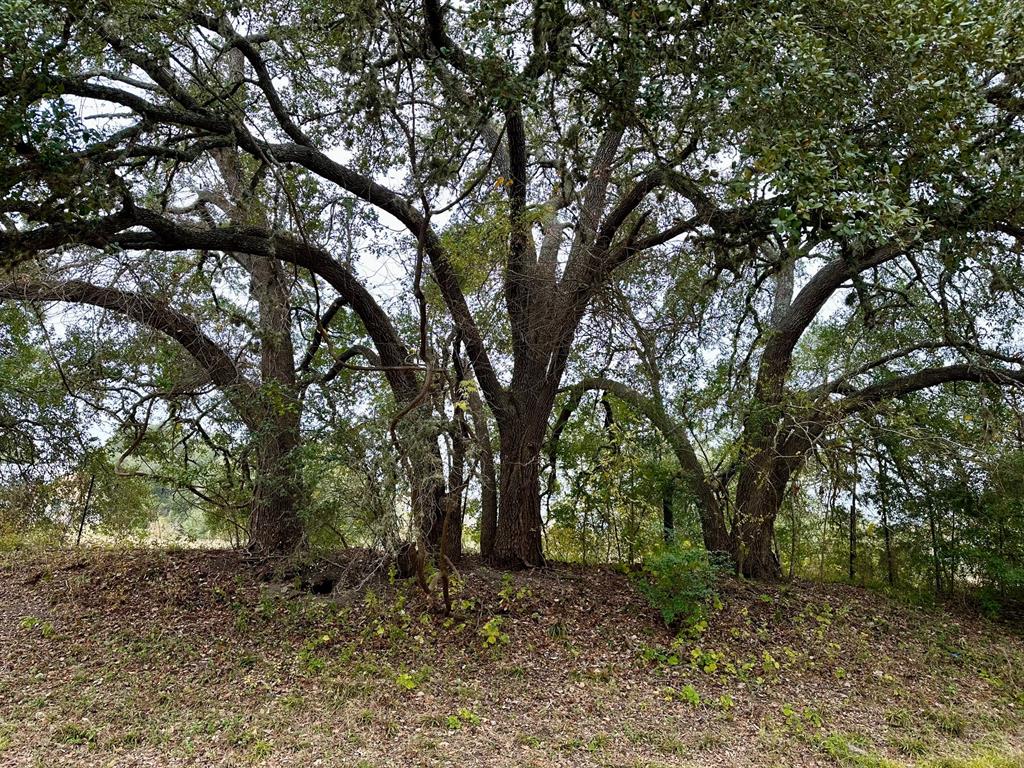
[{"x1": 1, "y1": 548, "x2": 1021, "y2": 767}]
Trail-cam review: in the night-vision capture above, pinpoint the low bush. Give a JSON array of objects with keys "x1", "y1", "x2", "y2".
[{"x1": 632, "y1": 543, "x2": 726, "y2": 627}]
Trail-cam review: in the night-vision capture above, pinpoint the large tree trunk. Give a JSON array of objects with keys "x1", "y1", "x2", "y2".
[
  {"x1": 414, "y1": 451, "x2": 449, "y2": 554},
  {"x1": 214, "y1": 144, "x2": 308, "y2": 556},
  {"x1": 245, "y1": 249, "x2": 306, "y2": 555},
  {"x1": 728, "y1": 255, "x2": 800, "y2": 579},
  {"x1": 732, "y1": 451, "x2": 789, "y2": 580},
  {"x1": 249, "y1": 418, "x2": 305, "y2": 555},
  {"x1": 491, "y1": 410, "x2": 547, "y2": 567}
]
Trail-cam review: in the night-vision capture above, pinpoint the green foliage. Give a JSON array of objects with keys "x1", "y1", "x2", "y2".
[
  {"x1": 297, "y1": 634, "x2": 333, "y2": 674},
  {"x1": 547, "y1": 395, "x2": 683, "y2": 564},
  {"x1": 479, "y1": 617, "x2": 509, "y2": 648},
  {"x1": 0, "y1": 0, "x2": 1023, "y2": 611},
  {"x1": 497, "y1": 573, "x2": 530, "y2": 608},
  {"x1": 394, "y1": 669, "x2": 430, "y2": 691},
  {"x1": 394, "y1": 672, "x2": 418, "y2": 690},
  {"x1": 18, "y1": 615, "x2": 54, "y2": 637},
  {"x1": 445, "y1": 709, "x2": 480, "y2": 730},
  {"x1": 53, "y1": 723, "x2": 98, "y2": 746},
  {"x1": 663, "y1": 683, "x2": 701, "y2": 706},
  {"x1": 782, "y1": 703, "x2": 824, "y2": 732},
  {"x1": 632, "y1": 544, "x2": 725, "y2": 627}
]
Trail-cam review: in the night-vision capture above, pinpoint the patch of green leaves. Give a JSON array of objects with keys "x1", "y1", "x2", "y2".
[
  {"x1": 632, "y1": 544, "x2": 725, "y2": 627},
  {"x1": 479, "y1": 616, "x2": 509, "y2": 647}
]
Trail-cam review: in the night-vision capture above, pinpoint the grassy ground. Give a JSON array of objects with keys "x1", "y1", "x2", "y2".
[{"x1": 0, "y1": 548, "x2": 1022, "y2": 767}]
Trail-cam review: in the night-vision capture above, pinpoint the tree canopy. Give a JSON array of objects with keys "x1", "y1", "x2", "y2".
[{"x1": 1, "y1": 0, "x2": 1024, "y2": 594}]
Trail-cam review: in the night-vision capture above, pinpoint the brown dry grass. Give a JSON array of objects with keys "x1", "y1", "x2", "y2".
[{"x1": 1, "y1": 548, "x2": 1022, "y2": 767}]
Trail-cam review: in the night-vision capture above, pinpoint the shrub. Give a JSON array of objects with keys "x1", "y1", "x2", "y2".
[
  {"x1": 632, "y1": 544, "x2": 725, "y2": 627},
  {"x1": 479, "y1": 616, "x2": 509, "y2": 647}
]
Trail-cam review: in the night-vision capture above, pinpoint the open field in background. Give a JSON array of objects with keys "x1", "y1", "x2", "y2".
[{"x1": 1, "y1": 548, "x2": 1022, "y2": 768}]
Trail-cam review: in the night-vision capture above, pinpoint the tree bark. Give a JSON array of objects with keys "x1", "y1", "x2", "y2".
[
  {"x1": 248, "y1": 417, "x2": 305, "y2": 555},
  {"x1": 732, "y1": 445, "x2": 791, "y2": 579},
  {"x1": 395, "y1": 406, "x2": 449, "y2": 559},
  {"x1": 441, "y1": 405, "x2": 468, "y2": 564},
  {"x1": 214, "y1": 144, "x2": 307, "y2": 556},
  {"x1": 491, "y1": 408, "x2": 547, "y2": 567},
  {"x1": 732, "y1": 488, "x2": 785, "y2": 579},
  {"x1": 245, "y1": 251, "x2": 306, "y2": 555},
  {"x1": 877, "y1": 446, "x2": 896, "y2": 587},
  {"x1": 568, "y1": 376, "x2": 731, "y2": 553},
  {"x1": 0, "y1": 274, "x2": 309, "y2": 552}
]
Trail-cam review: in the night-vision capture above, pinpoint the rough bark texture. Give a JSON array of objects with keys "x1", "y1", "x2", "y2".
[
  {"x1": 443, "y1": 405, "x2": 469, "y2": 563},
  {"x1": 245, "y1": 257, "x2": 306, "y2": 553},
  {"x1": 732, "y1": 453, "x2": 788, "y2": 580},
  {"x1": 395, "y1": 407, "x2": 449, "y2": 560},
  {"x1": 248, "y1": 419, "x2": 304, "y2": 555},
  {"x1": 492, "y1": 410, "x2": 547, "y2": 567},
  {"x1": 219, "y1": 147, "x2": 307, "y2": 556}
]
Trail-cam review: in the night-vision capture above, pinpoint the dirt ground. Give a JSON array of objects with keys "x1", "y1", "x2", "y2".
[{"x1": 1, "y1": 548, "x2": 1022, "y2": 767}]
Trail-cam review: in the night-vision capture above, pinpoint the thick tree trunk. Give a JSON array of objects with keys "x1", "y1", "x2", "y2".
[
  {"x1": 248, "y1": 419, "x2": 305, "y2": 555},
  {"x1": 732, "y1": 451, "x2": 789, "y2": 580},
  {"x1": 732, "y1": 497, "x2": 783, "y2": 579},
  {"x1": 415, "y1": 462, "x2": 449, "y2": 554},
  {"x1": 245, "y1": 249, "x2": 306, "y2": 556},
  {"x1": 491, "y1": 413, "x2": 547, "y2": 567},
  {"x1": 211, "y1": 143, "x2": 310, "y2": 556}
]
